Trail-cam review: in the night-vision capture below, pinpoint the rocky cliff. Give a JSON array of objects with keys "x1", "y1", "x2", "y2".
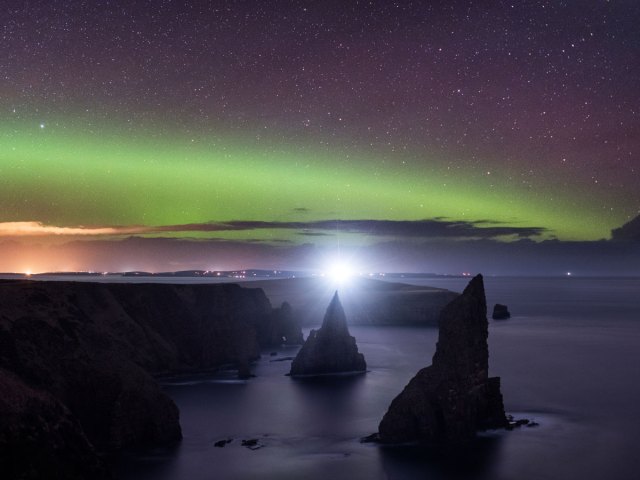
[
  {"x1": 241, "y1": 277, "x2": 459, "y2": 327},
  {"x1": 0, "y1": 280, "x2": 302, "y2": 478},
  {"x1": 289, "y1": 292, "x2": 366, "y2": 376},
  {"x1": 377, "y1": 274, "x2": 507, "y2": 445}
]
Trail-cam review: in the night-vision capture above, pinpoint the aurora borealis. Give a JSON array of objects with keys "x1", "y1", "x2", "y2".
[{"x1": 1, "y1": 1, "x2": 639, "y2": 274}]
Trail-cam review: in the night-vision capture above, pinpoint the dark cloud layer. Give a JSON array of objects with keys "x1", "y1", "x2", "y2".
[
  {"x1": 137, "y1": 218, "x2": 548, "y2": 239},
  {"x1": 220, "y1": 219, "x2": 548, "y2": 239},
  {"x1": 0, "y1": 218, "x2": 547, "y2": 240},
  {"x1": 611, "y1": 215, "x2": 640, "y2": 242}
]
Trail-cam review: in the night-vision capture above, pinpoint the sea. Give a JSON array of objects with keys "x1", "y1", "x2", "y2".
[{"x1": 97, "y1": 276, "x2": 639, "y2": 479}]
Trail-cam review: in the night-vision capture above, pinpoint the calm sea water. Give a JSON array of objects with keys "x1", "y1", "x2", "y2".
[{"x1": 109, "y1": 276, "x2": 640, "y2": 480}]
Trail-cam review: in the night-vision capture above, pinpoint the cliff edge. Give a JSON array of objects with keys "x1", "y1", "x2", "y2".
[{"x1": 0, "y1": 280, "x2": 302, "y2": 478}]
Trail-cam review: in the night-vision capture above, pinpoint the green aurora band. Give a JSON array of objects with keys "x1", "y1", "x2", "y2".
[{"x1": 0, "y1": 117, "x2": 621, "y2": 243}]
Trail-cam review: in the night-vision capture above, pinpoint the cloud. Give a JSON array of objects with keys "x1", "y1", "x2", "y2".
[
  {"x1": 220, "y1": 219, "x2": 547, "y2": 239},
  {"x1": 297, "y1": 231, "x2": 335, "y2": 237},
  {"x1": 0, "y1": 222, "x2": 142, "y2": 236},
  {"x1": 0, "y1": 218, "x2": 548, "y2": 240},
  {"x1": 0, "y1": 221, "x2": 236, "y2": 237},
  {"x1": 611, "y1": 215, "x2": 640, "y2": 242}
]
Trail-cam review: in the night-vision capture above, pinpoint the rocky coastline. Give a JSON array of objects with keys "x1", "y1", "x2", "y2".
[{"x1": 0, "y1": 280, "x2": 303, "y2": 478}]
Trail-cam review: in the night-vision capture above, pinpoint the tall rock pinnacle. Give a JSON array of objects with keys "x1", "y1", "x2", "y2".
[
  {"x1": 377, "y1": 274, "x2": 507, "y2": 445},
  {"x1": 289, "y1": 292, "x2": 366, "y2": 376}
]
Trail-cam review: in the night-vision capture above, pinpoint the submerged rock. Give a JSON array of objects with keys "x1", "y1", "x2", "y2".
[
  {"x1": 492, "y1": 303, "x2": 511, "y2": 320},
  {"x1": 378, "y1": 274, "x2": 507, "y2": 445},
  {"x1": 289, "y1": 292, "x2": 366, "y2": 376},
  {"x1": 214, "y1": 438, "x2": 233, "y2": 447}
]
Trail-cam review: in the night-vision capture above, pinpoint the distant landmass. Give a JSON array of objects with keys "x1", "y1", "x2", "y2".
[
  {"x1": 0, "y1": 269, "x2": 470, "y2": 279},
  {"x1": 239, "y1": 277, "x2": 459, "y2": 327}
]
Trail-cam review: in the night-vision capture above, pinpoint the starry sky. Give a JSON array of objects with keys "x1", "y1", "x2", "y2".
[{"x1": 1, "y1": 1, "x2": 639, "y2": 274}]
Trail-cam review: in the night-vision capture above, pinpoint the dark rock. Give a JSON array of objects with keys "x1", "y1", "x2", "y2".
[
  {"x1": 241, "y1": 438, "x2": 262, "y2": 449},
  {"x1": 214, "y1": 438, "x2": 233, "y2": 447},
  {"x1": 237, "y1": 361, "x2": 252, "y2": 379},
  {"x1": 0, "y1": 368, "x2": 111, "y2": 480},
  {"x1": 492, "y1": 303, "x2": 511, "y2": 320},
  {"x1": 248, "y1": 277, "x2": 459, "y2": 327},
  {"x1": 527, "y1": 421, "x2": 540, "y2": 427},
  {"x1": 270, "y1": 352, "x2": 278, "y2": 356},
  {"x1": 270, "y1": 356, "x2": 294, "y2": 362},
  {"x1": 270, "y1": 301, "x2": 304, "y2": 345},
  {"x1": 0, "y1": 280, "x2": 285, "y2": 478},
  {"x1": 289, "y1": 292, "x2": 366, "y2": 376},
  {"x1": 360, "y1": 433, "x2": 381, "y2": 443},
  {"x1": 378, "y1": 274, "x2": 507, "y2": 445}
]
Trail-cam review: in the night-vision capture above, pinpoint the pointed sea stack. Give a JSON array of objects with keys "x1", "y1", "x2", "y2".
[
  {"x1": 377, "y1": 274, "x2": 507, "y2": 445},
  {"x1": 289, "y1": 292, "x2": 366, "y2": 376}
]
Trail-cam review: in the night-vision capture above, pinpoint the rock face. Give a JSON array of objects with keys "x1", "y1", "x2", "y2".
[
  {"x1": 378, "y1": 274, "x2": 507, "y2": 445},
  {"x1": 289, "y1": 292, "x2": 366, "y2": 376},
  {"x1": 492, "y1": 303, "x2": 511, "y2": 320},
  {"x1": 270, "y1": 302, "x2": 304, "y2": 345},
  {"x1": 0, "y1": 368, "x2": 111, "y2": 480},
  {"x1": 0, "y1": 280, "x2": 302, "y2": 478},
  {"x1": 246, "y1": 277, "x2": 458, "y2": 327}
]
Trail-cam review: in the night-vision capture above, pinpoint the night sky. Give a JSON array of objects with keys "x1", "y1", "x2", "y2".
[{"x1": 1, "y1": 1, "x2": 639, "y2": 274}]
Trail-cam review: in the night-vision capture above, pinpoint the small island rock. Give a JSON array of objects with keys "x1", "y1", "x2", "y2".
[
  {"x1": 492, "y1": 303, "x2": 511, "y2": 320},
  {"x1": 289, "y1": 292, "x2": 366, "y2": 376}
]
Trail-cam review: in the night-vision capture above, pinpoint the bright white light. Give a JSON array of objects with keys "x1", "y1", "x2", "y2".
[
  {"x1": 325, "y1": 261, "x2": 358, "y2": 284},
  {"x1": 330, "y1": 264, "x2": 352, "y2": 281}
]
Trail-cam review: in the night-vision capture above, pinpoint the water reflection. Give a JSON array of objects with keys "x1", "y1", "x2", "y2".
[
  {"x1": 289, "y1": 374, "x2": 368, "y2": 436},
  {"x1": 378, "y1": 435, "x2": 503, "y2": 480}
]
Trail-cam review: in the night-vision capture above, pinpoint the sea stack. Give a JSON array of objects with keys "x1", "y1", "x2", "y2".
[
  {"x1": 492, "y1": 303, "x2": 511, "y2": 320},
  {"x1": 377, "y1": 274, "x2": 507, "y2": 445},
  {"x1": 289, "y1": 292, "x2": 366, "y2": 376}
]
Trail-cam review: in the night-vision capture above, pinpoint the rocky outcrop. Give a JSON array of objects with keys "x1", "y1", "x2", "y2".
[
  {"x1": 0, "y1": 280, "x2": 298, "y2": 478},
  {"x1": 377, "y1": 274, "x2": 507, "y2": 445},
  {"x1": 0, "y1": 368, "x2": 111, "y2": 480},
  {"x1": 241, "y1": 277, "x2": 458, "y2": 326},
  {"x1": 492, "y1": 303, "x2": 511, "y2": 320},
  {"x1": 289, "y1": 292, "x2": 366, "y2": 376},
  {"x1": 270, "y1": 302, "x2": 304, "y2": 345},
  {"x1": 342, "y1": 281, "x2": 459, "y2": 326}
]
